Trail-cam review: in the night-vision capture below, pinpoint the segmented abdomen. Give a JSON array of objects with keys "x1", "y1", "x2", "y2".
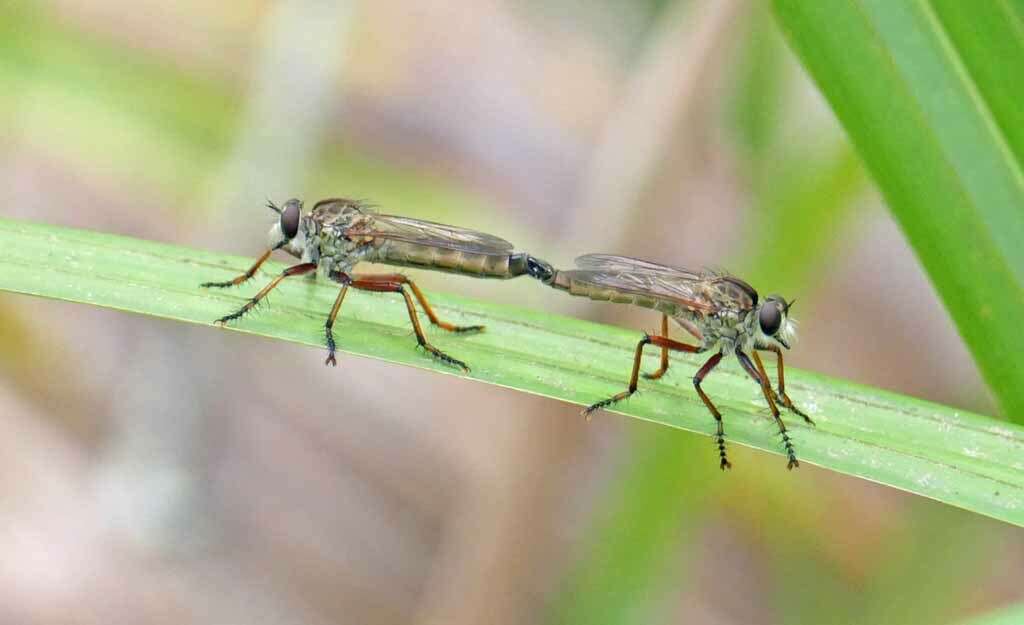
[{"x1": 368, "y1": 240, "x2": 528, "y2": 279}]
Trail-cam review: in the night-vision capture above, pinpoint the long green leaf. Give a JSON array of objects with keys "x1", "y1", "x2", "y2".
[
  {"x1": 2, "y1": 218, "x2": 1023, "y2": 526},
  {"x1": 772, "y1": 0, "x2": 1024, "y2": 421}
]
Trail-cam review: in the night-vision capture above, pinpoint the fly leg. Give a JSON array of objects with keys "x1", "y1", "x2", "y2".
[
  {"x1": 692, "y1": 352, "x2": 730, "y2": 470},
  {"x1": 737, "y1": 349, "x2": 799, "y2": 469},
  {"x1": 754, "y1": 347, "x2": 813, "y2": 425},
  {"x1": 585, "y1": 334, "x2": 701, "y2": 416},
  {"x1": 642, "y1": 314, "x2": 671, "y2": 380},
  {"x1": 349, "y1": 275, "x2": 470, "y2": 373},
  {"x1": 201, "y1": 248, "x2": 275, "y2": 288},
  {"x1": 354, "y1": 273, "x2": 484, "y2": 334},
  {"x1": 212, "y1": 262, "x2": 317, "y2": 324},
  {"x1": 323, "y1": 276, "x2": 351, "y2": 367}
]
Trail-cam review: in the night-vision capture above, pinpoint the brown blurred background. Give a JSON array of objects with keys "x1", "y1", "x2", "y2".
[{"x1": 0, "y1": 1, "x2": 1020, "y2": 624}]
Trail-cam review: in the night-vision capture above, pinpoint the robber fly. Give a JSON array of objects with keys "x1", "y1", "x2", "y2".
[
  {"x1": 539, "y1": 254, "x2": 813, "y2": 470},
  {"x1": 202, "y1": 198, "x2": 555, "y2": 371}
]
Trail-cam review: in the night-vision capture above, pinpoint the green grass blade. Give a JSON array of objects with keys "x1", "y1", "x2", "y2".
[
  {"x1": 2, "y1": 218, "x2": 1023, "y2": 526},
  {"x1": 929, "y1": 0, "x2": 1024, "y2": 167},
  {"x1": 772, "y1": 0, "x2": 1024, "y2": 421}
]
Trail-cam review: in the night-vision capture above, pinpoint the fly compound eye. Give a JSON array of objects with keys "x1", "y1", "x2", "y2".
[
  {"x1": 759, "y1": 301, "x2": 782, "y2": 336},
  {"x1": 281, "y1": 199, "x2": 302, "y2": 239}
]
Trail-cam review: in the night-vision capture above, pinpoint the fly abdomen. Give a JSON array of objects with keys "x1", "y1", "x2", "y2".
[{"x1": 372, "y1": 240, "x2": 522, "y2": 279}]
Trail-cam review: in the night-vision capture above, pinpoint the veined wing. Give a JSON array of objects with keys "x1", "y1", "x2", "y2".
[
  {"x1": 568, "y1": 254, "x2": 756, "y2": 313},
  {"x1": 575, "y1": 253, "x2": 704, "y2": 278},
  {"x1": 346, "y1": 213, "x2": 515, "y2": 255}
]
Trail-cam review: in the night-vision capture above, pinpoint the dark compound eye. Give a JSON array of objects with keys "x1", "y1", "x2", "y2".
[
  {"x1": 759, "y1": 301, "x2": 782, "y2": 336},
  {"x1": 281, "y1": 199, "x2": 302, "y2": 239}
]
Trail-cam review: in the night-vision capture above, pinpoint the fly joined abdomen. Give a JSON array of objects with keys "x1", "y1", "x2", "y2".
[{"x1": 369, "y1": 240, "x2": 534, "y2": 279}]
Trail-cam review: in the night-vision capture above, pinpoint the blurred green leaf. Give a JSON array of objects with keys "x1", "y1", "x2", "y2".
[
  {"x1": 548, "y1": 426, "x2": 716, "y2": 625},
  {"x1": 928, "y1": 0, "x2": 1024, "y2": 167},
  {"x1": 0, "y1": 4, "x2": 240, "y2": 201},
  {"x1": 743, "y1": 141, "x2": 866, "y2": 293},
  {"x1": 2, "y1": 218, "x2": 1023, "y2": 530},
  {"x1": 772, "y1": 0, "x2": 1024, "y2": 422},
  {"x1": 957, "y1": 603, "x2": 1024, "y2": 625},
  {"x1": 728, "y1": 0, "x2": 788, "y2": 161}
]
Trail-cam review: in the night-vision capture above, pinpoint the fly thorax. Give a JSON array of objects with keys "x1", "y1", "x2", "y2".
[
  {"x1": 317, "y1": 230, "x2": 364, "y2": 273},
  {"x1": 701, "y1": 314, "x2": 724, "y2": 340},
  {"x1": 715, "y1": 310, "x2": 746, "y2": 334},
  {"x1": 709, "y1": 310, "x2": 750, "y2": 351}
]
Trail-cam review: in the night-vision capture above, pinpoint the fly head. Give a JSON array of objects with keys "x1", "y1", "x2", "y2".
[
  {"x1": 267, "y1": 198, "x2": 314, "y2": 260},
  {"x1": 757, "y1": 295, "x2": 797, "y2": 349}
]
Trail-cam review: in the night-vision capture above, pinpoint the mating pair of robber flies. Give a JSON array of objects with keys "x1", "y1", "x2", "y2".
[{"x1": 202, "y1": 198, "x2": 814, "y2": 470}]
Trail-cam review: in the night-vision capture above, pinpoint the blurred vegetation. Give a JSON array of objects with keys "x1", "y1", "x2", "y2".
[
  {"x1": 774, "y1": 0, "x2": 1024, "y2": 423},
  {"x1": 1, "y1": 1, "x2": 1022, "y2": 624},
  {"x1": 0, "y1": 4, "x2": 239, "y2": 201},
  {"x1": 959, "y1": 603, "x2": 1024, "y2": 625}
]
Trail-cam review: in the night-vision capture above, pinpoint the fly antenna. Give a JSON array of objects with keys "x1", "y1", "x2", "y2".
[{"x1": 267, "y1": 199, "x2": 282, "y2": 214}]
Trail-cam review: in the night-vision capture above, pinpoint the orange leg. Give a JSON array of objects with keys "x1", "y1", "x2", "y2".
[
  {"x1": 356, "y1": 273, "x2": 484, "y2": 333},
  {"x1": 692, "y1": 352, "x2": 730, "y2": 470},
  {"x1": 642, "y1": 314, "x2": 671, "y2": 380},
  {"x1": 737, "y1": 349, "x2": 798, "y2": 469},
  {"x1": 755, "y1": 347, "x2": 813, "y2": 425},
  {"x1": 584, "y1": 333, "x2": 702, "y2": 418},
  {"x1": 213, "y1": 262, "x2": 317, "y2": 324},
  {"x1": 202, "y1": 248, "x2": 274, "y2": 288},
  {"x1": 583, "y1": 335, "x2": 734, "y2": 470},
  {"x1": 344, "y1": 275, "x2": 470, "y2": 372},
  {"x1": 211, "y1": 260, "x2": 315, "y2": 323},
  {"x1": 323, "y1": 283, "x2": 350, "y2": 366}
]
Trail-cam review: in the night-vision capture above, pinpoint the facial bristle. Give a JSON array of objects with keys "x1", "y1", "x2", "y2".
[{"x1": 780, "y1": 317, "x2": 798, "y2": 346}]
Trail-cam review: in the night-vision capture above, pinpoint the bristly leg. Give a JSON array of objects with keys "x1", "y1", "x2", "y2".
[
  {"x1": 416, "y1": 342, "x2": 470, "y2": 372},
  {"x1": 754, "y1": 347, "x2": 814, "y2": 425},
  {"x1": 355, "y1": 273, "x2": 485, "y2": 334},
  {"x1": 202, "y1": 248, "x2": 275, "y2": 288},
  {"x1": 692, "y1": 352, "x2": 730, "y2": 470},
  {"x1": 737, "y1": 348, "x2": 799, "y2": 469},
  {"x1": 324, "y1": 280, "x2": 351, "y2": 367},
  {"x1": 215, "y1": 295, "x2": 264, "y2": 325},
  {"x1": 775, "y1": 390, "x2": 812, "y2": 425},
  {"x1": 347, "y1": 275, "x2": 471, "y2": 373},
  {"x1": 585, "y1": 333, "x2": 702, "y2": 429},
  {"x1": 642, "y1": 313, "x2": 671, "y2": 380},
  {"x1": 213, "y1": 262, "x2": 317, "y2": 325},
  {"x1": 584, "y1": 334, "x2": 653, "y2": 420}
]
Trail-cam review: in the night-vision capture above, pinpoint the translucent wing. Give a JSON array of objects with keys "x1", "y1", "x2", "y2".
[
  {"x1": 346, "y1": 213, "x2": 515, "y2": 255},
  {"x1": 567, "y1": 254, "x2": 756, "y2": 313},
  {"x1": 575, "y1": 254, "x2": 705, "y2": 278}
]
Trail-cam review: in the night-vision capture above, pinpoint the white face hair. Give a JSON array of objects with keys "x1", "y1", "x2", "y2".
[
  {"x1": 266, "y1": 221, "x2": 285, "y2": 249},
  {"x1": 774, "y1": 315, "x2": 798, "y2": 348},
  {"x1": 267, "y1": 213, "x2": 312, "y2": 260}
]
